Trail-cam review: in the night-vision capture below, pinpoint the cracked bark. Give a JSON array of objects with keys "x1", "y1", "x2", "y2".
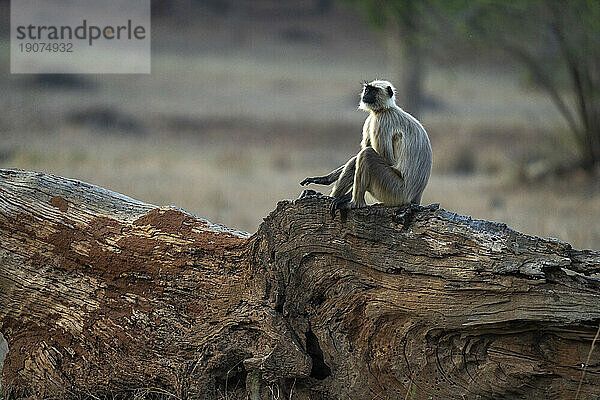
[{"x1": 1, "y1": 169, "x2": 599, "y2": 400}]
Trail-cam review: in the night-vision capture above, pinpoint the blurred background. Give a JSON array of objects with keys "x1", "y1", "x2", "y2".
[{"x1": 0, "y1": 0, "x2": 598, "y2": 248}]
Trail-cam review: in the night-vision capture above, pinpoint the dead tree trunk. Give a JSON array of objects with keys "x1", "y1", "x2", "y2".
[{"x1": 1, "y1": 169, "x2": 600, "y2": 400}]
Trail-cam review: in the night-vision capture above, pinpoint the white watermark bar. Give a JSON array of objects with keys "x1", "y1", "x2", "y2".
[{"x1": 11, "y1": 0, "x2": 150, "y2": 74}]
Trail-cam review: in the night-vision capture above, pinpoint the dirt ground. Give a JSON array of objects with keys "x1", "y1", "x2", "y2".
[{"x1": 0, "y1": 3, "x2": 598, "y2": 249}]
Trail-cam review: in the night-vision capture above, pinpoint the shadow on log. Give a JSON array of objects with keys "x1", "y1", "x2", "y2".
[{"x1": 1, "y1": 169, "x2": 600, "y2": 399}]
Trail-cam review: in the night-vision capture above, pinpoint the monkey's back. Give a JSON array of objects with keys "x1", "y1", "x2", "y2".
[{"x1": 367, "y1": 107, "x2": 432, "y2": 205}]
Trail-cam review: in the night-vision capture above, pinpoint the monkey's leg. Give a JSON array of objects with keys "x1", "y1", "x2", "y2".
[
  {"x1": 352, "y1": 147, "x2": 404, "y2": 207},
  {"x1": 330, "y1": 156, "x2": 357, "y2": 197}
]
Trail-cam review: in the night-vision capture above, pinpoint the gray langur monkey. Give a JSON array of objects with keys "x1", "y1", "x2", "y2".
[{"x1": 300, "y1": 79, "x2": 432, "y2": 218}]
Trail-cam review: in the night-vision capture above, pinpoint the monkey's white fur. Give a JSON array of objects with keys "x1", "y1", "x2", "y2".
[
  {"x1": 355, "y1": 80, "x2": 432, "y2": 206},
  {"x1": 300, "y1": 80, "x2": 432, "y2": 213}
]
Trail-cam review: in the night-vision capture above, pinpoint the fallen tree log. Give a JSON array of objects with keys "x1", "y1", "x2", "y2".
[{"x1": 1, "y1": 169, "x2": 600, "y2": 400}]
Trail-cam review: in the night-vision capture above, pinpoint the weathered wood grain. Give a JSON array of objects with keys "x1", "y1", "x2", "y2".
[{"x1": 0, "y1": 169, "x2": 599, "y2": 399}]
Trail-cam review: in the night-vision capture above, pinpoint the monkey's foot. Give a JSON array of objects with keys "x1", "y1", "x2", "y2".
[
  {"x1": 300, "y1": 176, "x2": 330, "y2": 186},
  {"x1": 330, "y1": 193, "x2": 357, "y2": 219}
]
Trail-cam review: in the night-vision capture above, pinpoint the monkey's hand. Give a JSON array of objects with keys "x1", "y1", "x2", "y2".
[
  {"x1": 330, "y1": 192, "x2": 355, "y2": 219},
  {"x1": 300, "y1": 176, "x2": 331, "y2": 186}
]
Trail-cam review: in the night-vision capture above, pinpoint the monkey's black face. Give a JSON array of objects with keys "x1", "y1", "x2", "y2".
[
  {"x1": 360, "y1": 80, "x2": 396, "y2": 112},
  {"x1": 361, "y1": 85, "x2": 378, "y2": 104}
]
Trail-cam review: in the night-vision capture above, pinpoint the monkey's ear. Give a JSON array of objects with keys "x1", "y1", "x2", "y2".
[{"x1": 386, "y1": 86, "x2": 394, "y2": 98}]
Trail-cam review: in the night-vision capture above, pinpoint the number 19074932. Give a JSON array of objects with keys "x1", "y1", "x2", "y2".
[{"x1": 19, "y1": 42, "x2": 73, "y2": 52}]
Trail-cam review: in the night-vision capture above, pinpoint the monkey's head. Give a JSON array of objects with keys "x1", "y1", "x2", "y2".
[{"x1": 359, "y1": 80, "x2": 396, "y2": 113}]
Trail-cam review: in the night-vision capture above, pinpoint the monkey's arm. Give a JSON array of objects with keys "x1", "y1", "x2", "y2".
[
  {"x1": 360, "y1": 116, "x2": 372, "y2": 149},
  {"x1": 300, "y1": 165, "x2": 344, "y2": 186},
  {"x1": 376, "y1": 130, "x2": 397, "y2": 166},
  {"x1": 330, "y1": 156, "x2": 357, "y2": 197},
  {"x1": 361, "y1": 135, "x2": 371, "y2": 149},
  {"x1": 300, "y1": 155, "x2": 356, "y2": 186}
]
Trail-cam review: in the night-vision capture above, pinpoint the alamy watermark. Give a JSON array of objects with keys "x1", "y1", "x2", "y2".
[{"x1": 11, "y1": 0, "x2": 150, "y2": 74}]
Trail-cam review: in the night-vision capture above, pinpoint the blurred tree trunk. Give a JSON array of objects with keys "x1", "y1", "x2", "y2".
[
  {"x1": 402, "y1": 34, "x2": 425, "y2": 118},
  {"x1": 386, "y1": 22, "x2": 425, "y2": 118},
  {"x1": 1, "y1": 170, "x2": 600, "y2": 399}
]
